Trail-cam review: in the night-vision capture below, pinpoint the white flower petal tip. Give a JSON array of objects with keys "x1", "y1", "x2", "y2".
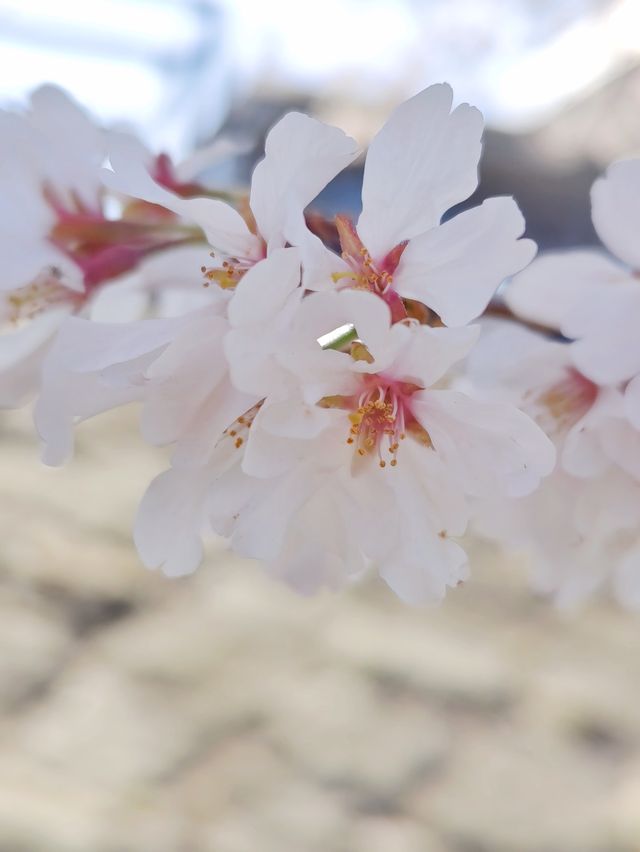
[
  {"x1": 134, "y1": 468, "x2": 207, "y2": 577},
  {"x1": 591, "y1": 158, "x2": 640, "y2": 270},
  {"x1": 356, "y1": 83, "x2": 484, "y2": 259},
  {"x1": 250, "y1": 111, "x2": 358, "y2": 247}
]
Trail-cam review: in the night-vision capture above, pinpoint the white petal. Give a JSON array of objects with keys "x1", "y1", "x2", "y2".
[
  {"x1": 228, "y1": 248, "x2": 300, "y2": 327},
  {"x1": 28, "y1": 85, "x2": 106, "y2": 205},
  {"x1": 291, "y1": 225, "x2": 349, "y2": 292},
  {"x1": 293, "y1": 289, "x2": 391, "y2": 360},
  {"x1": 0, "y1": 310, "x2": 66, "y2": 407},
  {"x1": 139, "y1": 311, "x2": 228, "y2": 448},
  {"x1": 250, "y1": 111, "x2": 358, "y2": 248},
  {"x1": 566, "y1": 283, "x2": 640, "y2": 384},
  {"x1": 88, "y1": 278, "x2": 148, "y2": 323},
  {"x1": 47, "y1": 314, "x2": 178, "y2": 374},
  {"x1": 505, "y1": 249, "x2": 626, "y2": 329},
  {"x1": 357, "y1": 83, "x2": 483, "y2": 259},
  {"x1": 396, "y1": 197, "x2": 536, "y2": 326},
  {"x1": 393, "y1": 324, "x2": 480, "y2": 387},
  {"x1": 134, "y1": 466, "x2": 210, "y2": 577},
  {"x1": 258, "y1": 396, "x2": 333, "y2": 440},
  {"x1": 104, "y1": 132, "x2": 260, "y2": 260},
  {"x1": 561, "y1": 387, "x2": 622, "y2": 478},
  {"x1": 414, "y1": 389, "x2": 556, "y2": 498},
  {"x1": 465, "y1": 319, "x2": 571, "y2": 397},
  {"x1": 591, "y1": 158, "x2": 640, "y2": 269},
  {"x1": 240, "y1": 410, "x2": 309, "y2": 479},
  {"x1": 231, "y1": 465, "x2": 316, "y2": 563},
  {"x1": 378, "y1": 445, "x2": 469, "y2": 603},
  {"x1": 36, "y1": 357, "x2": 146, "y2": 466}
]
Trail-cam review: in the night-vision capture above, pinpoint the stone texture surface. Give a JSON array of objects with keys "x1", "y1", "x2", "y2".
[{"x1": 1, "y1": 407, "x2": 640, "y2": 851}]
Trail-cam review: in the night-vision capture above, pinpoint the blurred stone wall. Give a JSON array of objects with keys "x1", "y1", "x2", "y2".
[{"x1": 1, "y1": 408, "x2": 640, "y2": 851}]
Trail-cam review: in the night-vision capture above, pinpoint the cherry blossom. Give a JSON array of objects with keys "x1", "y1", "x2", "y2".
[
  {"x1": 27, "y1": 82, "x2": 567, "y2": 606},
  {"x1": 0, "y1": 86, "x2": 222, "y2": 407},
  {"x1": 467, "y1": 320, "x2": 640, "y2": 606},
  {"x1": 505, "y1": 158, "x2": 640, "y2": 432},
  {"x1": 130, "y1": 290, "x2": 555, "y2": 602},
  {"x1": 293, "y1": 83, "x2": 536, "y2": 326}
]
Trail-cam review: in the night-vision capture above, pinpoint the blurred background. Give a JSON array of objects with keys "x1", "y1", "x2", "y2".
[{"x1": 2, "y1": 1, "x2": 640, "y2": 850}]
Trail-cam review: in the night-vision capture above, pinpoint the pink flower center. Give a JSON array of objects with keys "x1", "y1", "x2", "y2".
[
  {"x1": 532, "y1": 367, "x2": 598, "y2": 433},
  {"x1": 332, "y1": 215, "x2": 408, "y2": 323},
  {"x1": 43, "y1": 165, "x2": 201, "y2": 293},
  {"x1": 320, "y1": 375, "x2": 430, "y2": 468}
]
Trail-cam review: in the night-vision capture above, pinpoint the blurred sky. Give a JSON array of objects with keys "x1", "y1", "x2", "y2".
[{"x1": 1, "y1": 0, "x2": 639, "y2": 155}]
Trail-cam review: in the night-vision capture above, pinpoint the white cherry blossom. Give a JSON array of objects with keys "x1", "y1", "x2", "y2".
[
  {"x1": 293, "y1": 83, "x2": 536, "y2": 326},
  {"x1": 132, "y1": 290, "x2": 554, "y2": 602},
  {"x1": 0, "y1": 86, "x2": 223, "y2": 407},
  {"x1": 102, "y1": 111, "x2": 358, "y2": 288},
  {"x1": 505, "y1": 158, "x2": 640, "y2": 430},
  {"x1": 467, "y1": 320, "x2": 640, "y2": 607}
]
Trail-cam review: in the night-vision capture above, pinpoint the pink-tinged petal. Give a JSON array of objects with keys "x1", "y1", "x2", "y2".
[
  {"x1": 506, "y1": 249, "x2": 627, "y2": 329},
  {"x1": 104, "y1": 133, "x2": 260, "y2": 259},
  {"x1": 34, "y1": 314, "x2": 180, "y2": 464},
  {"x1": 357, "y1": 83, "x2": 483, "y2": 260},
  {"x1": 28, "y1": 85, "x2": 106, "y2": 205},
  {"x1": 0, "y1": 309, "x2": 67, "y2": 407},
  {"x1": 264, "y1": 477, "x2": 369, "y2": 594},
  {"x1": 139, "y1": 311, "x2": 228, "y2": 449},
  {"x1": 231, "y1": 464, "x2": 317, "y2": 563},
  {"x1": 258, "y1": 396, "x2": 334, "y2": 440},
  {"x1": 566, "y1": 283, "x2": 640, "y2": 384},
  {"x1": 228, "y1": 248, "x2": 301, "y2": 327},
  {"x1": 285, "y1": 212, "x2": 350, "y2": 292},
  {"x1": 625, "y1": 375, "x2": 640, "y2": 430},
  {"x1": 465, "y1": 319, "x2": 572, "y2": 397},
  {"x1": 413, "y1": 389, "x2": 556, "y2": 498},
  {"x1": 134, "y1": 466, "x2": 210, "y2": 576},
  {"x1": 562, "y1": 387, "x2": 622, "y2": 478},
  {"x1": 88, "y1": 278, "x2": 148, "y2": 322},
  {"x1": 378, "y1": 445, "x2": 469, "y2": 604},
  {"x1": 171, "y1": 378, "x2": 258, "y2": 469},
  {"x1": 36, "y1": 355, "x2": 150, "y2": 466},
  {"x1": 250, "y1": 111, "x2": 358, "y2": 248},
  {"x1": 394, "y1": 324, "x2": 480, "y2": 387},
  {"x1": 591, "y1": 159, "x2": 640, "y2": 269},
  {"x1": 562, "y1": 422, "x2": 609, "y2": 478},
  {"x1": 45, "y1": 313, "x2": 178, "y2": 374},
  {"x1": 600, "y1": 416, "x2": 640, "y2": 482},
  {"x1": 241, "y1": 409, "x2": 311, "y2": 479},
  {"x1": 397, "y1": 197, "x2": 536, "y2": 326}
]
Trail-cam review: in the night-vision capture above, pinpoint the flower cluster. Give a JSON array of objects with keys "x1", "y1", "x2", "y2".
[
  {"x1": 2, "y1": 82, "x2": 637, "y2": 607},
  {"x1": 469, "y1": 159, "x2": 640, "y2": 607}
]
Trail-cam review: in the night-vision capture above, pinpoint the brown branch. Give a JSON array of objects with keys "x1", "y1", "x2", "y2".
[{"x1": 483, "y1": 300, "x2": 560, "y2": 338}]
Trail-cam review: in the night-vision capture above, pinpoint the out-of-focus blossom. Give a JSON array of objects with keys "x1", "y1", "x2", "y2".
[
  {"x1": 506, "y1": 158, "x2": 640, "y2": 430},
  {"x1": 0, "y1": 85, "x2": 226, "y2": 406},
  {"x1": 468, "y1": 320, "x2": 640, "y2": 607}
]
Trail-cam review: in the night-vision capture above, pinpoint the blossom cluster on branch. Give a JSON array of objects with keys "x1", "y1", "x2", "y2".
[{"x1": 1, "y1": 83, "x2": 637, "y2": 607}]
